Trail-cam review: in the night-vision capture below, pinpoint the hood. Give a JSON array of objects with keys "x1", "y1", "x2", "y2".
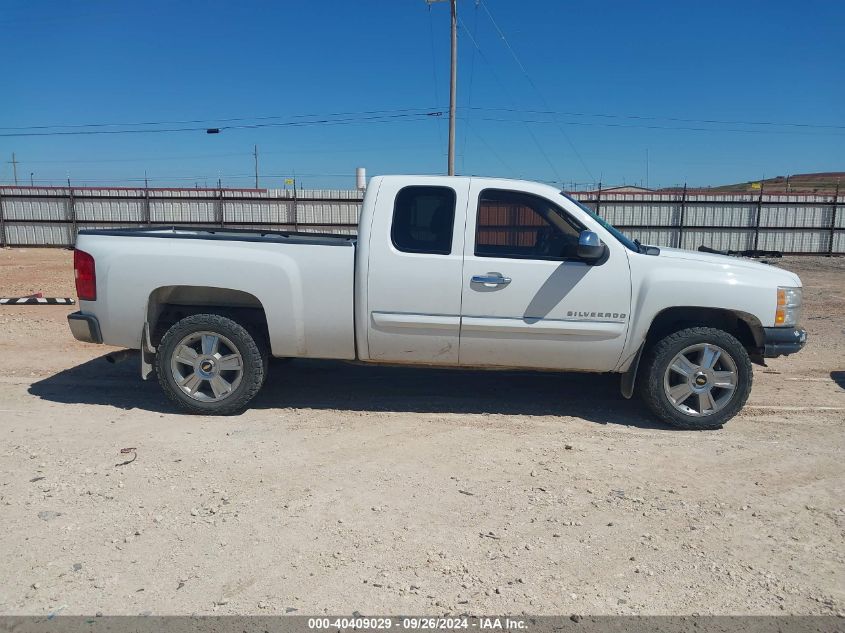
[{"x1": 655, "y1": 247, "x2": 801, "y2": 286}]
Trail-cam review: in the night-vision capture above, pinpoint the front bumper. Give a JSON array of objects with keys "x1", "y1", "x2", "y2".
[
  {"x1": 763, "y1": 326, "x2": 807, "y2": 358},
  {"x1": 68, "y1": 311, "x2": 103, "y2": 344}
]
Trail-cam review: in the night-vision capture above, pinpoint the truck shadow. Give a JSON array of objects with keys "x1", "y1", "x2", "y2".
[{"x1": 29, "y1": 353, "x2": 666, "y2": 429}]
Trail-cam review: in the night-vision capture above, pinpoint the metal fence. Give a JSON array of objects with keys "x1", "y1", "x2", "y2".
[
  {"x1": 0, "y1": 186, "x2": 362, "y2": 247},
  {"x1": 0, "y1": 185, "x2": 842, "y2": 254},
  {"x1": 581, "y1": 187, "x2": 843, "y2": 255}
]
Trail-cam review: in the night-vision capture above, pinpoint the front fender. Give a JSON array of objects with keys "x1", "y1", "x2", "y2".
[{"x1": 618, "y1": 253, "x2": 792, "y2": 367}]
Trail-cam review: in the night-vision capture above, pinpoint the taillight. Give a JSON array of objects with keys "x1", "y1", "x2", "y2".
[{"x1": 74, "y1": 249, "x2": 97, "y2": 301}]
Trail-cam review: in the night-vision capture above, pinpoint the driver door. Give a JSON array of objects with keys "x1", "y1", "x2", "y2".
[{"x1": 459, "y1": 186, "x2": 632, "y2": 371}]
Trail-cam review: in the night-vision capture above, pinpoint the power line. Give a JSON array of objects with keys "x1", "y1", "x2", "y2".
[
  {"x1": 457, "y1": 13, "x2": 561, "y2": 181},
  {"x1": 463, "y1": 120, "x2": 513, "y2": 173},
  {"x1": 459, "y1": 1, "x2": 480, "y2": 173},
  {"x1": 23, "y1": 151, "x2": 253, "y2": 165},
  {"x1": 6, "y1": 102, "x2": 838, "y2": 136},
  {"x1": 478, "y1": 0, "x2": 594, "y2": 181},
  {"x1": 0, "y1": 107, "x2": 443, "y2": 132},
  {"x1": 427, "y1": 4, "x2": 446, "y2": 146},
  {"x1": 9, "y1": 109, "x2": 833, "y2": 139},
  {"x1": 468, "y1": 107, "x2": 845, "y2": 130},
  {"x1": 0, "y1": 111, "x2": 444, "y2": 138},
  {"x1": 470, "y1": 115, "x2": 845, "y2": 136}
]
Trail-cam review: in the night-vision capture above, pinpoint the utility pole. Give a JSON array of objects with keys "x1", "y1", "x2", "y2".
[
  {"x1": 253, "y1": 145, "x2": 259, "y2": 189},
  {"x1": 427, "y1": 0, "x2": 457, "y2": 175},
  {"x1": 448, "y1": 0, "x2": 456, "y2": 176},
  {"x1": 9, "y1": 153, "x2": 19, "y2": 185}
]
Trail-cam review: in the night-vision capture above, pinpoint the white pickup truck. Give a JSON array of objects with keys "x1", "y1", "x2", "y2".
[{"x1": 68, "y1": 175, "x2": 807, "y2": 429}]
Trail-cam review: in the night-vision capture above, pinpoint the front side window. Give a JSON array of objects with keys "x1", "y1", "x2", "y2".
[
  {"x1": 391, "y1": 186, "x2": 456, "y2": 255},
  {"x1": 475, "y1": 189, "x2": 582, "y2": 260}
]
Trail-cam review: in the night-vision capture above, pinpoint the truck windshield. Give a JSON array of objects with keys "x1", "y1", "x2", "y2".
[{"x1": 560, "y1": 193, "x2": 641, "y2": 253}]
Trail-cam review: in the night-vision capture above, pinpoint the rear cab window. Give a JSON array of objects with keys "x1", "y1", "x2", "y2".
[{"x1": 391, "y1": 186, "x2": 456, "y2": 255}]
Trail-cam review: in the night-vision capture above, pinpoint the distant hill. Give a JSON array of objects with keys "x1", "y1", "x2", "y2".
[{"x1": 703, "y1": 172, "x2": 844, "y2": 194}]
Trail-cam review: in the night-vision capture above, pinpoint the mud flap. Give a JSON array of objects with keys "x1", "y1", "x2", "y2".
[
  {"x1": 140, "y1": 322, "x2": 156, "y2": 380},
  {"x1": 620, "y1": 343, "x2": 644, "y2": 399}
]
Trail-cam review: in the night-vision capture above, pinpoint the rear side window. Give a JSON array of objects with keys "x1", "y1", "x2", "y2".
[{"x1": 391, "y1": 186, "x2": 456, "y2": 255}]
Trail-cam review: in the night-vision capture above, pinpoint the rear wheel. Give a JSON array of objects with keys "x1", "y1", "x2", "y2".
[
  {"x1": 156, "y1": 313, "x2": 266, "y2": 415},
  {"x1": 638, "y1": 326, "x2": 752, "y2": 429}
]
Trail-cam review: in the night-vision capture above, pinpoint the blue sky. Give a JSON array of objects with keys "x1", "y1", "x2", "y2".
[{"x1": 2, "y1": 0, "x2": 843, "y2": 189}]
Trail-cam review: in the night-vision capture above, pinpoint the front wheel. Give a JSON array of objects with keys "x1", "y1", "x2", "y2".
[
  {"x1": 638, "y1": 326, "x2": 752, "y2": 430},
  {"x1": 155, "y1": 313, "x2": 266, "y2": 415}
]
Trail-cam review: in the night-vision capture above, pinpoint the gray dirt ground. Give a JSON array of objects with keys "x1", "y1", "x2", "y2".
[{"x1": 0, "y1": 248, "x2": 843, "y2": 616}]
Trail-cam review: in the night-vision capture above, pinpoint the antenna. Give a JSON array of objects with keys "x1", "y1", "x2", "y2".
[
  {"x1": 253, "y1": 145, "x2": 259, "y2": 189},
  {"x1": 8, "y1": 152, "x2": 19, "y2": 185}
]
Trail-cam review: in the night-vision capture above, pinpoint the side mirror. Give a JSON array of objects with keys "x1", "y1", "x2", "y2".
[{"x1": 577, "y1": 230, "x2": 606, "y2": 261}]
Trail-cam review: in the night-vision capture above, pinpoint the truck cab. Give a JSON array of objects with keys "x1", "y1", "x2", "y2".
[{"x1": 359, "y1": 176, "x2": 632, "y2": 372}]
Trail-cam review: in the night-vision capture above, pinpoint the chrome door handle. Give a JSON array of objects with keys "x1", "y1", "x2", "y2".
[{"x1": 471, "y1": 273, "x2": 512, "y2": 286}]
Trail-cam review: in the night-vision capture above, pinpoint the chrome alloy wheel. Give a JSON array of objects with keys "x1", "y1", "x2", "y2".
[
  {"x1": 169, "y1": 331, "x2": 244, "y2": 402},
  {"x1": 662, "y1": 343, "x2": 738, "y2": 417}
]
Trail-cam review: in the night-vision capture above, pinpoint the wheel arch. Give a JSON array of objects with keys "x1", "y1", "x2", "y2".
[
  {"x1": 146, "y1": 285, "x2": 270, "y2": 350},
  {"x1": 620, "y1": 306, "x2": 765, "y2": 399},
  {"x1": 644, "y1": 306, "x2": 765, "y2": 359}
]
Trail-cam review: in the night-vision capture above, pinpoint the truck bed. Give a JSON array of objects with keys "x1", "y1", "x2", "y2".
[
  {"x1": 77, "y1": 226, "x2": 357, "y2": 247},
  {"x1": 73, "y1": 225, "x2": 357, "y2": 360}
]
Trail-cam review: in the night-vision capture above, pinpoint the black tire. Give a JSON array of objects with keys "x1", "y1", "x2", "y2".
[
  {"x1": 637, "y1": 326, "x2": 752, "y2": 430},
  {"x1": 155, "y1": 313, "x2": 266, "y2": 415}
]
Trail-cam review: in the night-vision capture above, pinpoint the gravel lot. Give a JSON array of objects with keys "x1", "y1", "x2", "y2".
[{"x1": 0, "y1": 248, "x2": 843, "y2": 616}]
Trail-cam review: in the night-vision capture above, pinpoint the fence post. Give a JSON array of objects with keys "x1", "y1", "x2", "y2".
[
  {"x1": 68, "y1": 183, "x2": 77, "y2": 246},
  {"x1": 143, "y1": 184, "x2": 151, "y2": 226},
  {"x1": 677, "y1": 183, "x2": 687, "y2": 249},
  {"x1": 595, "y1": 181, "x2": 602, "y2": 217},
  {"x1": 217, "y1": 181, "x2": 225, "y2": 228},
  {"x1": 752, "y1": 184, "x2": 763, "y2": 252},
  {"x1": 0, "y1": 187, "x2": 6, "y2": 248},
  {"x1": 293, "y1": 178, "x2": 299, "y2": 231},
  {"x1": 829, "y1": 182, "x2": 840, "y2": 256}
]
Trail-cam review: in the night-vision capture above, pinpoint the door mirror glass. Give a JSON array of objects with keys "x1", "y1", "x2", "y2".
[{"x1": 576, "y1": 230, "x2": 606, "y2": 261}]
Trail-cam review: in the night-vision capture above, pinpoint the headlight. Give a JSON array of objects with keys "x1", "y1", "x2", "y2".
[{"x1": 775, "y1": 286, "x2": 802, "y2": 327}]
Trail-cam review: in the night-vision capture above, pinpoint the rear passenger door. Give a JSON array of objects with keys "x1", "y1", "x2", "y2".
[{"x1": 366, "y1": 178, "x2": 470, "y2": 364}]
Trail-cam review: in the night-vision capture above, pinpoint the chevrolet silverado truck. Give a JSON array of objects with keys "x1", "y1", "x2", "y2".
[{"x1": 67, "y1": 175, "x2": 807, "y2": 429}]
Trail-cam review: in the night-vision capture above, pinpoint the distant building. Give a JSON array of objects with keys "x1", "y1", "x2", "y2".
[{"x1": 571, "y1": 185, "x2": 654, "y2": 195}]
